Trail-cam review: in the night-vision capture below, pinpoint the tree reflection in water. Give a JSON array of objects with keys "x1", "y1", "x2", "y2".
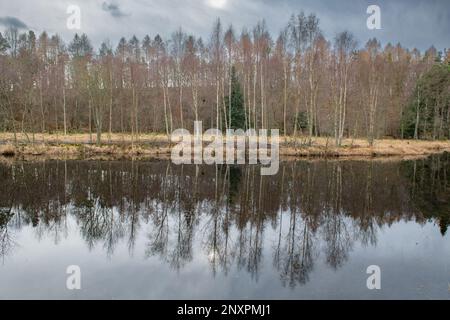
[{"x1": 0, "y1": 153, "x2": 449, "y2": 287}]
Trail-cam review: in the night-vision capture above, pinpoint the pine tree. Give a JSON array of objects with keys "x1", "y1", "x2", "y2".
[
  {"x1": 225, "y1": 66, "x2": 246, "y2": 130},
  {"x1": 402, "y1": 63, "x2": 450, "y2": 139}
]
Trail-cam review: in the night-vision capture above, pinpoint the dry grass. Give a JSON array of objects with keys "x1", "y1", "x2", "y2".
[
  {"x1": 1, "y1": 132, "x2": 450, "y2": 159},
  {"x1": 0, "y1": 132, "x2": 169, "y2": 145},
  {"x1": 281, "y1": 137, "x2": 450, "y2": 157}
]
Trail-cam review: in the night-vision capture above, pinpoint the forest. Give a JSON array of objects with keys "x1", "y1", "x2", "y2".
[{"x1": 0, "y1": 12, "x2": 449, "y2": 147}]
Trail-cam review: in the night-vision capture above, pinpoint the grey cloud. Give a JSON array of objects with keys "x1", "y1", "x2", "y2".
[
  {"x1": 0, "y1": 0, "x2": 448, "y2": 52},
  {"x1": 0, "y1": 16, "x2": 28, "y2": 29},
  {"x1": 102, "y1": 2, "x2": 127, "y2": 18}
]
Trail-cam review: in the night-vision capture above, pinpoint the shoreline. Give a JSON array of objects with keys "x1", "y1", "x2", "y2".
[{"x1": 1, "y1": 133, "x2": 450, "y2": 161}]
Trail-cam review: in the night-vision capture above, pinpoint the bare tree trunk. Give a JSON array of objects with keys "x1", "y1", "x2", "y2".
[
  {"x1": 414, "y1": 86, "x2": 420, "y2": 140},
  {"x1": 246, "y1": 73, "x2": 251, "y2": 130},
  {"x1": 167, "y1": 84, "x2": 173, "y2": 132},
  {"x1": 243, "y1": 74, "x2": 248, "y2": 130},
  {"x1": 135, "y1": 87, "x2": 139, "y2": 142},
  {"x1": 308, "y1": 58, "x2": 314, "y2": 145},
  {"x1": 260, "y1": 60, "x2": 265, "y2": 129},
  {"x1": 368, "y1": 86, "x2": 379, "y2": 146},
  {"x1": 433, "y1": 104, "x2": 438, "y2": 140},
  {"x1": 54, "y1": 95, "x2": 58, "y2": 143},
  {"x1": 131, "y1": 88, "x2": 134, "y2": 147},
  {"x1": 283, "y1": 62, "x2": 287, "y2": 137},
  {"x1": 162, "y1": 85, "x2": 169, "y2": 138},
  {"x1": 340, "y1": 79, "x2": 347, "y2": 144},
  {"x1": 228, "y1": 61, "x2": 232, "y2": 128},
  {"x1": 39, "y1": 79, "x2": 45, "y2": 134},
  {"x1": 89, "y1": 97, "x2": 92, "y2": 143},
  {"x1": 336, "y1": 69, "x2": 348, "y2": 146},
  {"x1": 109, "y1": 69, "x2": 113, "y2": 143},
  {"x1": 293, "y1": 85, "x2": 301, "y2": 142},
  {"x1": 334, "y1": 103, "x2": 338, "y2": 147},
  {"x1": 253, "y1": 61, "x2": 257, "y2": 130},
  {"x1": 216, "y1": 76, "x2": 220, "y2": 130},
  {"x1": 179, "y1": 84, "x2": 183, "y2": 128},
  {"x1": 95, "y1": 105, "x2": 102, "y2": 146},
  {"x1": 63, "y1": 86, "x2": 67, "y2": 136},
  {"x1": 221, "y1": 77, "x2": 228, "y2": 130}
]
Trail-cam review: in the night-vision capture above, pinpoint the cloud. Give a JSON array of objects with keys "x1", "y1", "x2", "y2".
[
  {"x1": 102, "y1": 2, "x2": 127, "y2": 18},
  {"x1": 0, "y1": 16, "x2": 28, "y2": 29},
  {"x1": 0, "y1": 0, "x2": 448, "y2": 52}
]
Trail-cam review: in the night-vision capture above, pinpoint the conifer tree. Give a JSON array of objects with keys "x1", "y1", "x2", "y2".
[{"x1": 225, "y1": 66, "x2": 246, "y2": 130}]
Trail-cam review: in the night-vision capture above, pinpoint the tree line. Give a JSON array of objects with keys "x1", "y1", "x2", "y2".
[{"x1": 0, "y1": 12, "x2": 449, "y2": 146}]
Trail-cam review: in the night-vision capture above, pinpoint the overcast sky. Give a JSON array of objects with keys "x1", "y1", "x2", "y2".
[{"x1": 0, "y1": 0, "x2": 448, "y2": 51}]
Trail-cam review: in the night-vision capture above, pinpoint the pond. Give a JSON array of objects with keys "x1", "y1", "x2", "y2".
[{"x1": 0, "y1": 155, "x2": 449, "y2": 299}]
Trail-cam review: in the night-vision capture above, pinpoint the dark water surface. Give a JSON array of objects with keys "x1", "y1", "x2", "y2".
[{"x1": 0, "y1": 155, "x2": 449, "y2": 299}]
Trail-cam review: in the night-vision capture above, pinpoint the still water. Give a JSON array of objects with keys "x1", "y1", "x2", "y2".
[{"x1": 0, "y1": 155, "x2": 449, "y2": 299}]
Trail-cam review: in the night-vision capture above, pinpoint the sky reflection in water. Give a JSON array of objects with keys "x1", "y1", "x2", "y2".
[{"x1": 0, "y1": 156, "x2": 449, "y2": 299}]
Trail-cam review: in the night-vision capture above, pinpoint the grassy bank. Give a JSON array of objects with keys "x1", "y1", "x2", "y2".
[{"x1": 1, "y1": 132, "x2": 450, "y2": 159}]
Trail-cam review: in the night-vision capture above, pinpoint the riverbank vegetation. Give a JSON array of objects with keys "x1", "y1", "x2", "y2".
[{"x1": 1, "y1": 132, "x2": 450, "y2": 159}]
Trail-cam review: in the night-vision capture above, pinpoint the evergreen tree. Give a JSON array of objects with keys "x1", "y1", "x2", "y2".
[
  {"x1": 402, "y1": 63, "x2": 450, "y2": 139},
  {"x1": 225, "y1": 66, "x2": 246, "y2": 130}
]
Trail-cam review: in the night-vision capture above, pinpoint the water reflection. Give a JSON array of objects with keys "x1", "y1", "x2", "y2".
[{"x1": 0, "y1": 154, "x2": 449, "y2": 295}]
